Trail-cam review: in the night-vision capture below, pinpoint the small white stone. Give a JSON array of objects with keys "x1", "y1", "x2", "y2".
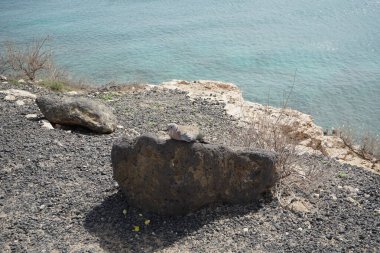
[
  {"x1": 331, "y1": 194, "x2": 337, "y2": 201},
  {"x1": 18, "y1": 79, "x2": 26, "y2": 83},
  {"x1": 4, "y1": 95, "x2": 16, "y2": 101},
  {"x1": 25, "y1": 114, "x2": 38, "y2": 119},
  {"x1": 364, "y1": 194, "x2": 370, "y2": 198},
  {"x1": 243, "y1": 228, "x2": 249, "y2": 232},
  {"x1": 343, "y1": 185, "x2": 359, "y2": 194},
  {"x1": 2, "y1": 81, "x2": 8, "y2": 84},
  {"x1": 337, "y1": 185, "x2": 343, "y2": 189},
  {"x1": 298, "y1": 227, "x2": 303, "y2": 231},
  {"x1": 66, "y1": 91, "x2": 79, "y2": 95},
  {"x1": 15, "y1": 100, "x2": 25, "y2": 106},
  {"x1": 117, "y1": 125, "x2": 124, "y2": 129},
  {"x1": 39, "y1": 204, "x2": 46, "y2": 210},
  {"x1": 40, "y1": 119, "x2": 54, "y2": 130}
]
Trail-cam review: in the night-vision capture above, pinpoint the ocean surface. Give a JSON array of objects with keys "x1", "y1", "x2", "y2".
[{"x1": 1, "y1": 0, "x2": 379, "y2": 134}]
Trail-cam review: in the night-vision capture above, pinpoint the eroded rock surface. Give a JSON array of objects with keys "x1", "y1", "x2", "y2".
[
  {"x1": 112, "y1": 134, "x2": 276, "y2": 215},
  {"x1": 36, "y1": 95, "x2": 117, "y2": 133},
  {"x1": 159, "y1": 80, "x2": 380, "y2": 172}
]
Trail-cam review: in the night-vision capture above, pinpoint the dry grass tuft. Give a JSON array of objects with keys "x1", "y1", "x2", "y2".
[
  {"x1": 339, "y1": 126, "x2": 380, "y2": 170},
  {"x1": 226, "y1": 107, "x2": 327, "y2": 206},
  {"x1": 225, "y1": 70, "x2": 328, "y2": 206}
]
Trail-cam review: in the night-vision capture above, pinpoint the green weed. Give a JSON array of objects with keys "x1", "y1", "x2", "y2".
[{"x1": 337, "y1": 171, "x2": 348, "y2": 178}]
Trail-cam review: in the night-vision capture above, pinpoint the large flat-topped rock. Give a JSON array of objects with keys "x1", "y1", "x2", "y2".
[{"x1": 112, "y1": 134, "x2": 276, "y2": 215}]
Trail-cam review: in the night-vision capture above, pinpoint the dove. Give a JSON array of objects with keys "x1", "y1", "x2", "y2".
[{"x1": 166, "y1": 123, "x2": 206, "y2": 143}]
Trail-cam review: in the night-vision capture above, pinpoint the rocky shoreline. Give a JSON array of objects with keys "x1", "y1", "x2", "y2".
[{"x1": 1, "y1": 80, "x2": 379, "y2": 252}]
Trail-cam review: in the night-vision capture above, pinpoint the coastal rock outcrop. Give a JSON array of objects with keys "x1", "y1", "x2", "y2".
[
  {"x1": 111, "y1": 134, "x2": 276, "y2": 215},
  {"x1": 159, "y1": 80, "x2": 379, "y2": 172},
  {"x1": 36, "y1": 95, "x2": 117, "y2": 133},
  {"x1": 160, "y1": 80, "x2": 324, "y2": 152}
]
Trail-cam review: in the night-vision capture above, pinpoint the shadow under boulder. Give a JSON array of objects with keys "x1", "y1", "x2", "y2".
[
  {"x1": 112, "y1": 134, "x2": 277, "y2": 215},
  {"x1": 36, "y1": 95, "x2": 117, "y2": 134}
]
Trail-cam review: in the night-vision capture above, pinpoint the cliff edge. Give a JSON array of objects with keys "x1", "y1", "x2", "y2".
[{"x1": 159, "y1": 80, "x2": 379, "y2": 172}]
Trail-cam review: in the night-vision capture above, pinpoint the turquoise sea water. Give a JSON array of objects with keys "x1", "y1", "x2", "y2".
[{"x1": 0, "y1": 0, "x2": 379, "y2": 134}]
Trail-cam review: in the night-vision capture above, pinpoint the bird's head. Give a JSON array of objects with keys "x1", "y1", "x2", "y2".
[{"x1": 166, "y1": 123, "x2": 178, "y2": 132}]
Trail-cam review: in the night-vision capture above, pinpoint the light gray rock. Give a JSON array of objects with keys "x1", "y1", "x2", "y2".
[
  {"x1": 15, "y1": 100, "x2": 25, "y2": 106},
  {"x1": 0, "y1": 75, "x2": 7, "y2": 81},
  {"x1": 4, "y1": 95, "x2": 16, "y2": 101},
  {"x1": 0, "y1": 89, "x2": 37, "y2": 99},
  {"x1": 289, "y1": 200, "x2": 310, "y2": 213},
  {"x1": 39, "y1": 119, "x2": 54, "y2": 130},
  {"x1": 112, "y1": 134, "x2": 276, "y2": 215},
  {"x1": 36, "y1": 95, "x2": 117, "y2": 134},
  {"x1": 25, "y1": 114, "x2": 38, "y2": 119}
]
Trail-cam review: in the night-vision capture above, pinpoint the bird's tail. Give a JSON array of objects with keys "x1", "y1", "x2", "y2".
[{"x1": 196, "y1": 133, "x2": 209, "y2": 144}]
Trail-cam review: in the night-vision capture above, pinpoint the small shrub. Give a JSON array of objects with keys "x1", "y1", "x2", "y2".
[
  {"x1": 337, "y1": 171, "x2": 348, "y2": 178},
  {"x1": 5, "y1": 36, "x2": 52, "y2": 81},
  {"x1": 225, "y1": 107, "x2": 327, "y2": 206},
  {"x1": 40, "y1": 80, "x2": 68, "y2": 92},
  {"x1": 99, "y1": 93, "x2": 116, "y2": 101},
  {"x1": 225, "y1": 70, "x2": 328, "y2": 206},
  {"x1": 0, "y1": 52, "x2": 10, "y2": 75},
  {"x1": 339, "y1": 126, "x2": 380, "y2": 169},
  {"x1": 8, "y1": 79, "x2": 20, "y2": 86}
]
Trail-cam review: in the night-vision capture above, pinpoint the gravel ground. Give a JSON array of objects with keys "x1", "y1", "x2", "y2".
[{"x1": 0, "y1": 83, "x2": 379, "y2": 253}]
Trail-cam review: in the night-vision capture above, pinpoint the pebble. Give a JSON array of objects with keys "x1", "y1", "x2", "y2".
[
  {"x1": 25, "y1": 114, "x2": 38, "y2": 119},
  {"x1": 343, "y1": 185, "x2": 359, "y2": 194},
  {"x1": 312, "y1": 193, "x2": 320, "y2": 198},
  {"x1": 66, "y1": 91, "x2": 79, "y2": 95},
  {"x1": 16, "y1": 100, "x2": 25, "y2": 106},
  {"x1": 39, "y1": 119, "x2": 54, "y2": 130},
  {"x1": 346, "y1": 197, "x2": 357, "y2": 204},
  {"x1": 4, "y1": 95, "x2": 16, "y2": 101}
]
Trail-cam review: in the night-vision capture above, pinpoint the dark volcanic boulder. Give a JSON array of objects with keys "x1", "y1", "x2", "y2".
[
  {"x1": 36, "y1": 95, "x2": 117, "y2": 133},
  {"x1": 111, "y1": 134, "x2": 277, "y2": 215}
]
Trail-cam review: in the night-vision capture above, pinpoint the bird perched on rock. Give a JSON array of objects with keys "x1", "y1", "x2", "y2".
[{"x1": 166, "y1": 123, "x2": 206, "y2": 143}]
